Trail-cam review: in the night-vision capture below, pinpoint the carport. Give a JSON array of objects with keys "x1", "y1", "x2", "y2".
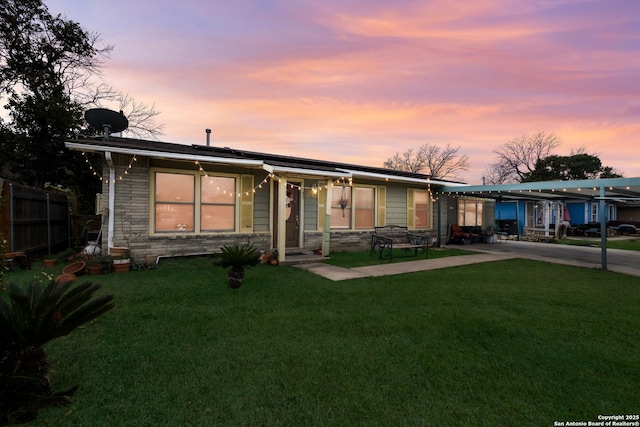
[{"x1": 440, "y1": 177, "x2": 640, "y2": 271}]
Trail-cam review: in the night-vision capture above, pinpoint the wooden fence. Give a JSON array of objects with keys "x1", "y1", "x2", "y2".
[{"x1": 0, "y1": 179, "x2": 71, "y2": 255}]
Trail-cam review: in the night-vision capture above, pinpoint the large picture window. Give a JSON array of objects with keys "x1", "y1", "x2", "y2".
[{"x1": 153, "y1": 171, "x2": 240, "y2": 233}]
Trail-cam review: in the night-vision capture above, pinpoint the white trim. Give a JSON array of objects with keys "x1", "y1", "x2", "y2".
[
  {"x1": 269, "y1": 165, "x2": 349, "y2": 178},
  {"x1": 65, "y1": 141, "x2": 264, "y2": 168},
  {"x1": 336, "y1": 168, "x2": 456, "y2": 186}
]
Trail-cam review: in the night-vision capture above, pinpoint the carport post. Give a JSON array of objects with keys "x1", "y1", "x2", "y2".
[{"x1": 599, "y1": 186, "x2": 607, "y2": 270}]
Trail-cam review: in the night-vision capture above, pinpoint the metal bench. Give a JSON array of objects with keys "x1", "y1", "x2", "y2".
[{"x1": 370, "y1": 225, "x2": 430, "y2": 261}]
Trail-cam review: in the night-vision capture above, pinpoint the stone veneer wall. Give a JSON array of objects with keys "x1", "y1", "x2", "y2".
[{"x1": 327, "y1": 230, "x2": 373, "y2": 251}]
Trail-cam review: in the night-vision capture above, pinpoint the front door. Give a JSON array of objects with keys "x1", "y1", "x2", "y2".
[{"x1": 285, "y1": 183, "x2": 300, "y2": 248}]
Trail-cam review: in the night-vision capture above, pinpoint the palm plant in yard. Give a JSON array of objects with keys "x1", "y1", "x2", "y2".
[
  {"x1": 217, "y1": 244, "x2": 260, "y2": 288},
  {"x1": 0, "y1": 280, "x2": 114, "y2": 425}
]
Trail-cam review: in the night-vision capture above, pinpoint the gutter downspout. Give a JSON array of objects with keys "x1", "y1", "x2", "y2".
[{"x1": 105, "y1": 152, "x2": 116, "y2": 254}]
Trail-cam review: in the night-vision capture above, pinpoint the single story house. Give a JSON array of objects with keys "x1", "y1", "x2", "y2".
[{"x1": 66, "y1": 135, "x2": 488, "y2": 264}]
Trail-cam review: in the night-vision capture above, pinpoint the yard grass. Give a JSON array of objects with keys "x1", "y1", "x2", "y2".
[
  {"x1": 4, "y1": 257, "x2": 639, "y2": 426},
  {"x1": 557, "y1": 238, "x2": 640, "y2": 251}
]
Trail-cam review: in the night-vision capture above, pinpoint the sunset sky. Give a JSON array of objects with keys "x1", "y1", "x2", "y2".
[{"x1": 46, "y1": 0, "x2": 640, "y2": 183}]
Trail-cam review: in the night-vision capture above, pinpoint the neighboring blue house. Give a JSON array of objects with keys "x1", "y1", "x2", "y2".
[{"x1": 495, "y1": 199, "x2": 617, "y2": 236}]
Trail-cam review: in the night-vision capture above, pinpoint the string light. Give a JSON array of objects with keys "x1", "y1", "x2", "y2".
[
  {"x1": 82, "y1": 152, "x2": 104, "y2": 182},
  {"x1": 84, "y1": 155, "x2": 452, "y2": 201}
]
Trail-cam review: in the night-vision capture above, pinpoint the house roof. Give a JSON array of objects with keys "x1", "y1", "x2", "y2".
[{"x1": 65, "y1": 135, "x2": 465, "y2": 186}]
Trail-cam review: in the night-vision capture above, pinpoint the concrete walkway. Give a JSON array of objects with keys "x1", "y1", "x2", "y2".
[
  {"x1": 294, "y1": 251, "x2": 518, "y2": 281},
  {"x1": 294, "y1": 240, "x2": 640, "y2": 281}
]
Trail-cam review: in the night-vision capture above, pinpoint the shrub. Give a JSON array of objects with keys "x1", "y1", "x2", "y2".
[
  {"x1": 216, "y1": 244, "x2": 260, "y2": 288},
  {"x1": 0, "y1": 280, "x2": 115, "y2": 425}
]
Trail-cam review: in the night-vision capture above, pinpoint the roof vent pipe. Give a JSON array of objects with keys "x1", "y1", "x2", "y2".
[{"x1": 205, "y1": 128, "x2": 211, "y2": 146}]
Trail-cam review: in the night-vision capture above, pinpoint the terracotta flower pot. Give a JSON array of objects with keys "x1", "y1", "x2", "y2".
[
  {"x1": 63, "y1": 261, "x2": 86, "y2": 276},
  {"x1": 87, "y1": 264, "x2": 103, "y2": 275},
  {"x1": 43, "y1": 259, "x2": 57, "y2": 268},
  {"x1": 54, "y1": 273, "x2": 76, "y2": 284},
  {"x1": 113, "y1": 260, "x2": 131, "y2": 273},
  {"x1": 109, "y1": 247, "x2": 130, "y2": 258}
]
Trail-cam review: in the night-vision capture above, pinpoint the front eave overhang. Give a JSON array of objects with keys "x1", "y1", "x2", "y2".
[
  {"x1": 336, "y1": 168, "x2": 458, "y2": 186},
  {"x1": 67, "y1": 140, "x2": 456, "y2": 186},
  {"x1": 65, "y1": 141, "x2": 265, "y2": 168},
  {"x1": 265, "y1": 164, "x2": 349, "y2": 179}
]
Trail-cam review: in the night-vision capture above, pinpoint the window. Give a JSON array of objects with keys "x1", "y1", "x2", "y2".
[
  {"x1": 155, "y1": 173, "x2": 195, "y2": 232},
  {"x1": 457, "y1": 199, "x2": 483, "y2": 226},
  {"x1": 414, "y1": 190, "x2": 430, "y2": 228},
  {"x1": 407, "y1": 189, "x2": 431, "y2": 229},
  {"x1": 153, "y1": 171, "x2": 246, "y2": 233},
  {"x1": 331, "y1": 185, "x2": 352, "y2": 228},
  {"x1": 330, "y1": 185, "x2": 377, "y2": 230},
  {"x1": 591, "y1": 203, "x2": 598, "y2": 222},
  {"x1": 607, "y1": 204, "x2": 616, "y2": 222},
  {"x1": 201, "y1": 176, "x2": 236, "y2": 231},
  {"x1": 354, "y1": 187, "x2": 374, "y2": 229}
]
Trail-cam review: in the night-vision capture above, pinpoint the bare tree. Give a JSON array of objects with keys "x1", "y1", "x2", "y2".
[
  {"x1": 384, "y1": 148, "x2": 425, "y2": 173},
  {"x1": 75, "y1": 79, "x2": 164, "y2": 138},
  {"x1": 485, "y1": 132, "x2": 561, "y2": 184},
  {"x1": 483, "y1": 161, "x2": 514, "y2": 185},
  {"x1": 384, "y1": 143, "x2": 470, "y2": 180}
]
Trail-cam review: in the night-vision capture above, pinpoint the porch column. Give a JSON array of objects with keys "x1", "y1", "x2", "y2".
[
  {"x1": 277, "y1": 176, "x2": 287, "y2": 262},
  {"x1": 543, "y1": 201, "x2": 551, "y2": 238},
  {"x1": 322, "y1": 180, "x2": 332, "y2": 256}
]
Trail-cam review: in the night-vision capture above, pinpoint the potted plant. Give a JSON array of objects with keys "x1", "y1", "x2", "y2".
[
  {"x1": 86, "y1": 256, "x2": 110, "y2": 275},
  {"x1": 216, "y1": 244, "x2": 260, "y2": 288},
  {"x1": 109, "y1": 247, "x2": 129, "y2": 258},
  {"x1": 43, "y1": 258, "x2": 57, "y2": 268},
  {"x1": 109, "y1": 207, "x2": 132, "y2": 258},
  {"x1": 270, "y1": 249, "x2": 279, "y2": 265},
  {"x1": 112, "y1": 256, "x2": 131, "y2": 274},
  {"x1": 259, "y1": 249, "x2": 271, "y2": 264}
]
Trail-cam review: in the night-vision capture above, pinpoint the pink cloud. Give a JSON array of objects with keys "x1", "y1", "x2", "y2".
[{"x1": 44, "y1": 0, "x2": 640, "y2": 183}]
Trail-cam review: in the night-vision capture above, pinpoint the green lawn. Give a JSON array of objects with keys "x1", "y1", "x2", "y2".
[
  {"x1": 557, "y1": 238, "x2": 640, "y2": 251},
  {"x1": 5, "y1": 257, "x2": 639, "y2": 426}
]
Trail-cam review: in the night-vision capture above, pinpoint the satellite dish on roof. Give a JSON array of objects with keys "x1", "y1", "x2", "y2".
[{"x1": 84, "y1": 108, "x2": 129, "y2": 138}]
